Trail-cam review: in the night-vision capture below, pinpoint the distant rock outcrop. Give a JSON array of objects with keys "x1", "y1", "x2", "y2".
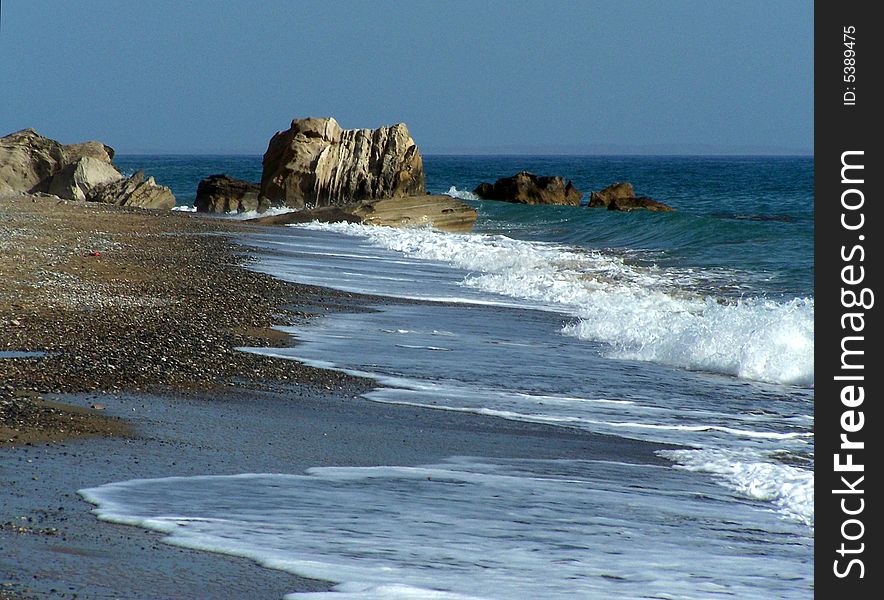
[
  {"x1": 259, "y1": 117, "x2": 425, "y2": 208},
  {"x1": 588, "y1": 182, "x2": 634, "y2": 208},
  {"x1": 248, "y1": 194, "x2": 477, "y2": 233},
  {"x1": 195, "y1": 174, "x2": 265, "y2": 213},
  {"x1": 588, "y1": 182, "x2": 673, "y2": 212},
  {"x1": 88, "y1": 170, "x2": 176, "y2": 210},
  {"x1": 0, "y1": 128, "x2": 120, "y2": 196},
  {"x1": 472, "y1": 171, "x2": 582, "y2": 206}
]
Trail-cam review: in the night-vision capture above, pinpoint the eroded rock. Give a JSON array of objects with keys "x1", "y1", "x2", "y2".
[
  {"x1": 247, "y1": 195, "x2": 477, "y2": 233},
  {"x1": 48, "y1": 157, "x2": 123, "y2": 201},
  {"x1": 472, "y1": 171, "x2": 582, "y2": 206},
  {"x1": 259, "y1": 117, "x2": 425, "y2": 208},
  {"x1": 0, "y1": 129, "x2": 121, "y2": 196},
  {"x1": 588, "y1": 182, "x2": 635, "y2": 208},
  {"x1": 588, "y1": 182, "x2": 673, "y2": 212},
  {"x1": 88, "y1": 170, "x2": 176, "y2": 210},
  {"x1": 195, "y1": 174, "x2": 265, "y2": 213}
]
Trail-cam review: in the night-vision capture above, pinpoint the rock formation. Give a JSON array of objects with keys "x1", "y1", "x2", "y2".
[
  {"x1": 248, "y1": 195, "x2": 477, "y2": 233},
  {"x1": 0, "y1": 128, "x2": 119, "y2": 195},
  {"x1": 608, "y1": 196, "x2": 673, "y2": 212},
  {"x1": 472, "y1": 171, "x2": 582, "y2": 206},
  {"x1": 195, "y1": 174, "x2": 265, "y2": 213},
  {"x1": 48, "y1": 157, "x2": 124, "y2": 201},
  {"x1": 587, "y1": 182, "x2": 635, "y2": 208},
  {"x1": 88, "y1": 170, "x2": 176, "y2": 210},
  {"x1": 259, "y1": 117, "x2": 425, "y2": 208},
  {"x1": 1, "y1": 128, "x2": 179, "y2": 209},
  {"x1": 588, "y1": 182, "x2": 673, "y2": 212}
]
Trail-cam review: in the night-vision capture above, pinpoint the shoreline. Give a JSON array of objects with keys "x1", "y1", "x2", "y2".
[
  {"x1": 0, "y1": 194, "x2": 378, "y2": 597},
  {"x1": 1, "y1": 194, "x2": 672, "y2": 598},
  {"x1": 1, "y1": 386, "x2": 667, "y2": 599}
]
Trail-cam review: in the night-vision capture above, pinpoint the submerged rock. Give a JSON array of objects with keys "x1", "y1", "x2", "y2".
[
  {"x1": 248, "y1": 195, "x2": 477, "y2": 233},
  {"x1": 472, "y1": 171, "x2": 582, "y2": 206},
  {"x1": 259, "y1": 117, "x2": 425, "y2": 208},
  {"x1": 608, "y1": 196, "x2": 673, "y2": 212},
  {"x1": 0, "y1": 128, "x2": 119, "y2": 195},
  {"x1": 195, "y1": 174, "x2": 265, "y2": 213},
  {"x1": 588, "y1": 182, "x2": 673, "y2": 212},
  {"x1": 88, "y1": 170, "x2": 176, "y2": 210}
]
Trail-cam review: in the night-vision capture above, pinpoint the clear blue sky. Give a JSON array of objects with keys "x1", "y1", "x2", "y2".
[{"x1": 0, "y1": 1, "x2": 812, "y2": 155}]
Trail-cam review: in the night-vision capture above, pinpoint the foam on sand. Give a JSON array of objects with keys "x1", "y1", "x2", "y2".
[{"x1": 81, "y1": 457, "x2": 812, "y2": 599}]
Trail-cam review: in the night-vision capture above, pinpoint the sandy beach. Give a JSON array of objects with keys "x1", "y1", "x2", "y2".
[{"x1": 0, "y1": 195, "x2": 667, "y2": 599}]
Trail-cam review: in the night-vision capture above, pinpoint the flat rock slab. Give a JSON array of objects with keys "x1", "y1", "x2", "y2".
[{"x1": 247, "y1": 195, "x2": 477, "y2": 233}]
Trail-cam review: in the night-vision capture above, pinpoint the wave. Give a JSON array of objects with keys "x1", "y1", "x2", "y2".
[
  {"x1": 445, "y1": 185, "x2": 480, "y2": 201},
  {"x1": 170, "y1": 205, "x2": 297, "y2": 219},
  {"x1": 659, "y1": 448, "x2": 813, "y2": 526},
  {"x1": 223, "y1": 206, "x2": 296, "y2": 220},
  {"x1": 81, "y1": 457, "x2": 811, "y2": 599},
  {"x1": 296, "y1": 222, "x2": 813, "y2": 386}
]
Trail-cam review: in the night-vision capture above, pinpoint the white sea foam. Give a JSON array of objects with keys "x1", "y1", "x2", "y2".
[
  {"x1": 171, "y1": 205, "x2": 296, "y2": 217},
  {"x1": 225, "y1": 206, "x2": 296, "y2": 220},
  {"x1": 445, "y1": 186, "x2": 480, "y2": 201},
  {"x1": 659, "y1": 448, "x2": 814, "y2": 526},
  {"x1": 81, "y1": 458, "x2": 812, "y2": 599},
  {"x1": 296, "y1": 222, "x2": 813, "y2": 386}
]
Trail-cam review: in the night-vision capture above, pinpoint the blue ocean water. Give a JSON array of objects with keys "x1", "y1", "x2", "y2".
[
  {"x1": 89, "y1": 155, "x2": 814, "y2": 598},
  {"x1": 116, "y1": 154, "x2": 813, "y2": 299}
]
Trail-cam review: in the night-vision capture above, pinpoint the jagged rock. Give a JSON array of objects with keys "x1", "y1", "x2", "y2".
[
  {"x1": 0, "y1": 128, "x2": 118, "y2": 195},
  {"x1": 195, "y1": 174, "x2": 266, "y2": 213},
  {"x1": 587, "y1": 182, "x2": 673, "y2": 212},
  {"x1": 247, "y1": 195, "x2": 477, "y2": 233},
  {"x1": 608, "y1": 196, "x2": 673, "y2": 212},
  {"x1": 588, "y1": 182, "x2": 634, "y2": 208},
  {"x1": 259, "y1": 117, "x2": 425, "y2": 208},
  {"x1": 472, "y1": 171, "x2": 582, "y2": 206},
  {"x1": 48, "y1": 157, "x2": 123, "y2": 201},
  {"x1": 87, "y1": 170, "x2": 176, "y2": 210}
]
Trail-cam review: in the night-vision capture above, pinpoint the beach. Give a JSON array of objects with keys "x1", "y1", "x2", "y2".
[
  {"x1": 1, "y1": 150, "x2": 816, "y2": 598},
  {"x1": 0, "y1": 194, "x2": 668, "y2": 598}
]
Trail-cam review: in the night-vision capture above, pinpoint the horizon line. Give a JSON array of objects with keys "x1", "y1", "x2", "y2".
[{"x1": 114, "y1": 151, "x2": 814, "y2": 158}]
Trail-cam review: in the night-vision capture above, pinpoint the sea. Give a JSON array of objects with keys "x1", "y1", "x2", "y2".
[{"x1": 83, "y1": 155, "x2": 814, "y2": 599}]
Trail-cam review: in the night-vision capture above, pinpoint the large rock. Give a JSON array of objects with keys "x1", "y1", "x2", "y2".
[
  {"x1": 588, "y1": 182, "x2": 634, "y2": 208},
  {"x1": 472, "y1": 171, "x2": 582, "y2": 206},
  {"x1": 88, "y1": 170, "x2": 176, "y2": 210},
  {"x1": 195, "y1": 174, "x2": 265, "y2": 213},
  {"x1": 587, "y1": 181, "x2": 673, "y2": 212},
  {"x1": 259, "y1": 117, "x2": 425, "y2": 208},
  {"x1": 0, "y1": 128, "x2": 118, "y2": 195},
  {"x1": 247, "y1": 195, "x2": 477, "y2": 233},
  {"x1": 48, "y1": 156, "x2": 124, "y2": 201}
]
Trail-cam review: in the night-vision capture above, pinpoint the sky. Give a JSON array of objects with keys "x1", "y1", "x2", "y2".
[{"x1": 0, "y1": 1, "x2": 813, "y2": 155}]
